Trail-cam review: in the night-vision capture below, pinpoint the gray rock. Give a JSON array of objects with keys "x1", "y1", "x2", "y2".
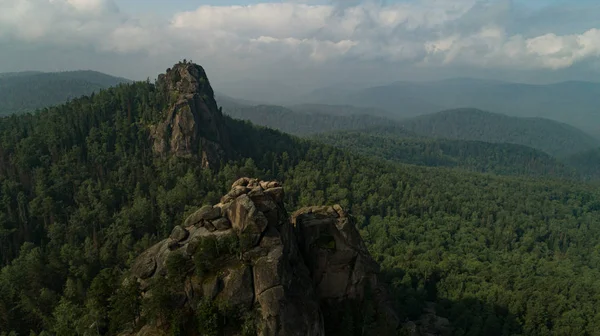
[
  {"x1": 170, "y1": 225, "x2": 189, "y2": 242},
  {"x1": 205, "y1": 221, "x2": 216, "y2": 232},
  {"x1": 217, "y1": 264, "x2": 254, "y2": 309},
  {"x1": 264, "y1": 187, "x2": 284, "y2": 203},
  {"x1": 212, "y1": 217, "x2": 231, "y2": 231},
  {"x1": 232, "y1": 177, "x2": 251, "y2": 188},
  {"x1": 226, "y1": 194, "x2": 268, "y2": 247},
  {"x1": 184, "y1": 205, "x2": 221, "y2": 227}
]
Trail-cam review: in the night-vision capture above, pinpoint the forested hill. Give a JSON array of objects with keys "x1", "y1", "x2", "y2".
[
  {"x1": 315, "y1": 130, "x2": 576, "y2": 178},
  {"x1": 223, "y1": 103, "x2": 411, "y2": 136},
  {"x1": 3, "y1": 61, "x2": 600, "y2": 336},
  {"x1": 0, "y1": 70, "x2": 130, "y2": 115},
  {"x1": 401, "y1": 108, "x2": 599, "y2": 157},
  {"x1": 566, "y1": 148, "x2": 600, "y2": 180}
]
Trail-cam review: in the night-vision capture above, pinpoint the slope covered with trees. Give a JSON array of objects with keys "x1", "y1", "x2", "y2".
[
  {"x1": 565, "y1": 148, "x2": 600, "y2": 180},
  {"x1": 1, "y1": 63, "x2": 600, "y2": 336},
  {"x1": 401, "y1": 108, "x2": 599, "y2": 157},
  {"x1": 223, "y1": 104, "x2": 409, "y2": 136},
  {"x1": 0, "y1": 70, "x2": 130, "y2": 115},
  {"x1": 315, "y1": 130, "x2": 576, "y2": 178}
]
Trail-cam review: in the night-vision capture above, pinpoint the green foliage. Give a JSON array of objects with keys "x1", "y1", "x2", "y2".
[
  {"x1": 166, "y1": 252, "x2": 191, "y2": 282},
  {"x1": 194, "y1": 237, "x2": 219, "y2": 277},
  {"x1": 223, "y1": 104, "x2": 401, "y2": 136},
  {"x1": 196, "y1": 299, "x2": 220, "y2": 336},
  {"x1": 194, "y1": 234, "x2": 240, "y2": 276},
  {"x1": 401, "y1": 108, "x2": 599, "y2": 157},
  {"x1": 565, "y1": 147, "x2": 600, "y2": 180},
  {"x1": 108, "y1": 278, "x2": 141, "y2": 334},
  {"x1": 315, "y1": 130, "x2": 579, "y2": 179}
]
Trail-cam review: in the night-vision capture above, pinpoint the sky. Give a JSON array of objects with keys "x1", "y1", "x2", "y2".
[{"x1": 1, "y1": 0, "x2": 600, "y2": 100}]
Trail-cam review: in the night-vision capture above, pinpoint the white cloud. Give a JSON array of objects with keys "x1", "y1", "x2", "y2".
[{"x1": 1, "y1": 0, "x2": 600, "y2": 78}]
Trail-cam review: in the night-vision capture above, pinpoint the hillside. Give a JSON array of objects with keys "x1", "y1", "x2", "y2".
[
  {"x1": 566, "y1": 148, "x2": 600, "y2": 180},
  {"x1": 400, "y1": 108, "x2": 599, "y2": 157},
  {"x1": 0, "y1": 70, "x2": 130, "y2": 115},
  {"x1": 315, "y1": 130, "x2": 575, "y2": 178},
  {"x1": 289, "y1": 103, "x2": 393, "y2": 118},
  {"x1": 305, "y1": 78, "x2": 600, "y2": 134},
  {"x1": 223, "y1": 103, "x2": 410, "y2": 136},
  {"x1": 2, "y1": 62, "x2": 600, "y2": 336}
]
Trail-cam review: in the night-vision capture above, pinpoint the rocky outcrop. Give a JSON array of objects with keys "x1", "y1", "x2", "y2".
[
  {"x1": 150, "y1": 61, "x2": 232, "y2": 168},
  {"x1": 127, "y1": 178, "x2": 398, "y2": 335},
  {"x1": 292, "y1": 205, "x2": 399, "y2": 329}
]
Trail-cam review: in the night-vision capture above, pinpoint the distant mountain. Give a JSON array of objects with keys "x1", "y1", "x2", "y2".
[
  {"x1": 222, "y1": 103, "x2": 411, "y2": 136},
  {"x1": 305, "y1": 78, "x2": 600, "y2": 133},
  {"x1": 315, "y1": 130, "x2": 575, "y2": 178},
  {"x1": 400, "y1": 108, "x2": 599, "y2": 157},
  {"x1": 0, "y1": 70, "x2": 130, "y2": 115}
]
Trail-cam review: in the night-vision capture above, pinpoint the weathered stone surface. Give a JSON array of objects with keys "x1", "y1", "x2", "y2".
[
  {"x1": 132, "y1": 254, "x2": 157, "y2": 280},
  {"x1": 184, "y1": 205, "x2": 221, "y2": 227},
  {"x1": 202, "y1": 276, "x2": 221, "y2": 300},
  {"x1": 292, "y1": 204, "x2": 399, "y2": 330},
  {"x1": 150, "y1": 62, "x2": 232, "y2": 168},
  {"x1": 254, "y1": 246, "x2": 284, "y2": 295},
  {"x1": 217, "y1": 264, "x2": 254, "y2": 308},
  {"x1": 169, "y1": 225, "x2": 189, "y2": 242},
  {"x1": 167, "y1": 239, "x2": 180, "y2": 251},
  {"x1": 226, "y1": 194, "x2": 268, "y2": 246},
  {"x1": 212, "y1": 217, "x2": 231, "y2": 231},
  {"x1": 264, "y1": 187, "x2": 284, "y2": 203},
  {"x1": 266, "y1": 181, "x2": 281, "y2": 189},
  {"x1": 204, "y1": 221, "x2": 216, "y2": 232},
  {"x1": 220, "y1": 186, "x2": 250, "y2": 204},
  {"x1": 232, "y1": 177, "x2": 251, "y2": 188},
  {"x1": 248, "y1": 188, "x2": 278, "y2": 213}
]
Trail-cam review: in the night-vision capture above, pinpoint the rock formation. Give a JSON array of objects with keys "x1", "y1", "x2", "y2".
[
  {"x1": 127, "y1": 178, "x2": 398, "y2": 336},
  {"x1": 150, "y1": 61, "x2": 232, "y2": 168}
]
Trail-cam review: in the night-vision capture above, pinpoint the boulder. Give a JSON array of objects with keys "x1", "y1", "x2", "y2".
[
  {"x1": 220, "y1": 186, "x2": 250, "y2": 204},
  {"x1": 184, "y1": 205, "x2": 221, "y2": 227},
  {"x1": 264, "y1": 187, "x2": 284, "y2": 203},
  {"x1": 226, "y1": 194, "x2": 268, "y2": 246},
  {"x1": 169, "y1": 225, "x2": 189, "y2": 242},
  {"x1": 232, "y1": 177, "x2": 251, "y2": 188},
  {"x1": 212, "y1": 217, "x2": 231, "y2": 231}
]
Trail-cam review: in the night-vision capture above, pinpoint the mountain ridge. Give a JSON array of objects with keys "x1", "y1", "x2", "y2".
[
  {"x1": 400, "y1": 108, "x2": 599, "y2": 157},
  {"x1": 303, "y1": 77, "x2": 600, "y2": 134},
  {"x1": 0, "y1": 70, "x2": 131, "y2": 115}
]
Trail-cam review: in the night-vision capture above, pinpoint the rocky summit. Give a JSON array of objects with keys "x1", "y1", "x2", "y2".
[
  {"x1": 126, "y1": 178, "x2": 398, "y2": 336},
  {"x1": 150, "y1": 61, "x2": 232, "y2": 168}
]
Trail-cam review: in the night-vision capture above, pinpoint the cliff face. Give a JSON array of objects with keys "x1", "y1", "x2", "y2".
[
  {"x1": 150, "y1": 62, "x2": 232, "y2": 168},
  {"x1": 127, "y1": 178, "x2": 398, "y2": 336}
]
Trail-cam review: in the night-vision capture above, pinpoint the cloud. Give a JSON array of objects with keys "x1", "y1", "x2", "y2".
[{"x1": 1, "y1": 0, "x2": 600, "y2": 81}]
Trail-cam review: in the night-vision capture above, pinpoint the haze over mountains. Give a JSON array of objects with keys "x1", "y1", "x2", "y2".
[
  {"x1": 296, "y1": 77, "x2": 600, "y2": 136},
  {"x1": 0, "y1": 70, "x2": 130, "y2": 116}
]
